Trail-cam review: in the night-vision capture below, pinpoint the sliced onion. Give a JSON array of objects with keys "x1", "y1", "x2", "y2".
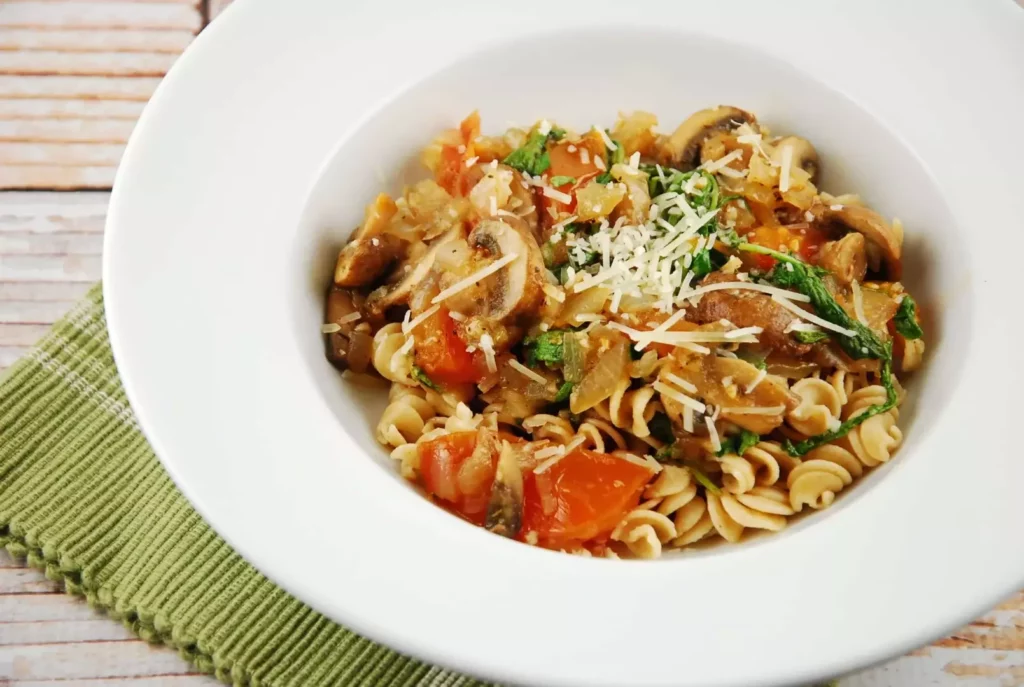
[
  {"x1": 557, "y1": 287, "x2": 610, "y2": 327},
  {"x1": 570, "y1": 335, "x2": 629, "y2": 414}
]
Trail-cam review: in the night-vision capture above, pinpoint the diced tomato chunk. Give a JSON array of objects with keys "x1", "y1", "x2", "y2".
[
  {"x1": 521, "y1": 449, "x2": 652, "y2": 548},
  {"x1": 418, "y1": 431, "x2": 496, "y2": 524},
  {"x1": 745, "y1": 224, "x2": 829, "y2": 270},
  {"x1": 459, "y1": 110, "x2": 481, "y2": 147},
  {"x1": 414, "y1": 307, "x2": 485, "y2": 385},
  {"x1": 436, "y1": 144, "x2": 465, "y2": 196}
]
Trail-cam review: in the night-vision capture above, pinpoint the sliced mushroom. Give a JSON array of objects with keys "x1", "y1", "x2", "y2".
[
  {"x1": 365, "y1": 229, "x2": 461, "y2": 316},
  {"x1": 485, "y1": 440, "x2": 524, "y2": 538},
  {"x1": 464, "y1": 219, "x2": 545, "y2": 322},
  {"x1": 324, "y1": 287, "x2": 371, "y2": 371},
  {"x1": 771, "y1": 136, "x2": 819, "y2": 182},
  {"x1": 819, "y1": 232, "x2": 867, "y2": 285},
  {"x1": 662, "y1": 106, "x2": 756, "y2": 170},
  {"x1": 333, "y1": 233, "x2": 408, "y2": 287},
  {"x1": 815, "y1": 204, "x2": 902, "y2": 279}
]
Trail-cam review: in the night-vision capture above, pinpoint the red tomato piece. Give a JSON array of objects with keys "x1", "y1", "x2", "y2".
[
  {"x1": 436, "y1": 144, "x2": 465, "y2": 196},
  {"x1": 414, "y1": 307, "x2": 485, "y2": 385},
  {"x1": 521, "y1": 449, "x2": 652, "y2": 548},
  {"x1": 459, "y1": 110, "x2": 481, "y2": 147},
  {"x1": 418, "y1": 431, "x2": 497, "y2": 524}
]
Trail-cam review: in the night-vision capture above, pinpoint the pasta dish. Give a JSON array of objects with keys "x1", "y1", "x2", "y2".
[{"x1": 321, "y1": 106, "x2": 926, "y2": 558}]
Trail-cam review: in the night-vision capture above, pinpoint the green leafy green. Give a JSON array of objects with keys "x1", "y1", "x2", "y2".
[
  {"x1": 893, "y1": 294, "x2": 924, "y2": 340},
  {"x1": 562, "y1": 331, "x2": 585, "y2": 383},
  {"x1": 549, "y1": 175, "x2": 576, "y2": 187},
  {"x1": 793, "y1": 330, "x2": 830, "y2": 344},
  {"x1": 653, "y1": 444, "x2": 722, "y2": 495},
  {"x1": 553, "y1": 381, "x2": 574, "y2": 403},
  {"x1": 523, "y1": 329, "x2": 567, "y2": 367},
  {"x1": 717, "y1": 430, "x2": 760, "y2": 457},
  {"x1": 783, "y1": 345, "x2": 898, "y2": 456},
  {"x1": 739, "y1": 243, "x2": 888, "y2": 361},
  {"x1": 549, "y1": 126, "x2": 566, "y2": 141},
  {"x1": 648, "y1": 412, "x2": 675, "y2": 444},
  {"x1": 411, "y1": 365, "x2": 440, "y2": 391},
  {"x1": 595, "y1": 137, "x2": 624, "y2": 184},
  {"x1": 503, "y1": 129, "x2": 562, "y2": 176},
  {"x1": 689, "y1": 248, "x2": 728, "y2": 278}
]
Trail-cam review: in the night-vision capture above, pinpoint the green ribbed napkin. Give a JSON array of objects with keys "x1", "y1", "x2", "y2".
[{"x1": 0, "y1": 284, "x2": 485, "y2": 687}]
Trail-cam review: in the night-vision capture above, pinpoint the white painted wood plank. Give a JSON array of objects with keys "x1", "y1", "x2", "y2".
[
  {"x1": 0, "y1": 551, "x2": 21, "y2": 569},
  {"x1": 0, "y1": 142, "x2": 124, "y2": 166},
  {"x1": 0, "y1": 254, "x2": 102, "y2": 281},
  {"x1": 0, "y1": 3, "x2": 202, "y2": 32},
  {"x1": 0, "y1": 569, "x2": 61, "y2": 595},
  {"x1": 0, "y1": 165, "x2": 116, "y2": 189},
  {"x1": 0, "y1": 231, "x2": 104, "y2": 254},
  {"x1": 0, "y1": 191, "x2": 109, "y2": 233},
  {"x1": 0, "y1": 75, "x2": 161, "y2": 101},
  {"x1": 0, "y1": 27, "x2": 194, "y2": 53},
  {"x1": 0, "y1": 97, "x2": 146, "y2": 121},
  {"x1": 13, "y1": 677, "x2": 216, "y2": 687},
  {"x1": 0, "y1": 640, "x2": 201, "y2": 680},
  {"x1": 0, "y1": 300, "x2": 79, "y2": 323},
  {"x1": 0, "y1": 322, "x2": 52, "y2": 345},
  {"x1": 209, "y1": 0, "x2": 234, "y2": 20},
  {"x1": 0, "y1": 119, "x2": 134, "y2": 144},
  {"x1": 0, "y1": 281, "x2": 95, "y2": 300},
  {"x1": 0, "y1": 50, "x2": 179, "y2": 78},
  {"x1": 0, "y1": 620, "x2": 135, "y2": 646},
  {"x1": 0, "y1": 595, "x2": 105, "y2": 623}
]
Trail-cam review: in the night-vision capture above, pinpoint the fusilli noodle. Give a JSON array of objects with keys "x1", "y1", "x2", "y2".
[
  {"x1": 840, "y1": 386, "x2": 903, "y2": 467},
  {"x1": 371, "y1": 323, "x2": 414, "y2": 385}
]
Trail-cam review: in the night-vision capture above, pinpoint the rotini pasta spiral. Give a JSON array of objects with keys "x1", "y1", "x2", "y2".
[
  {"x1": 717, "y1": 443, "x2": 784, "y2": 494},
  {"x1": 591, "y1": 380, "x2": 662, "y2": 441},
  {"x1": 610, "y1": 509, "x2": 676, "y2": 559},
  {"x1": 706, "y1": 488, "x2": 793, "y2": 543},
  {"x1": 840, "y1": 386, "x2": 903, "y2": 467},
  {"x1": 575, "y1": 418, "x2": 627, "y2": 453},
  {"x1": 372, "y1": 323, "x2": 415, "y2": 385},
  {"x1": 786, "y1": 377, "x2": 843, "y2": 436},
  {"x1": 377, "y1": 384, "x2": 436, "y2": 448},
  {"x1": 521, "y1": 413, "x2": 575, "y2": 444},
  {"x1": 641, "y1": 466, "x2": 714, "y2": 548}
]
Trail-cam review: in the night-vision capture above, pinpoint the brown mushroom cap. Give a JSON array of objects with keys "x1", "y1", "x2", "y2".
[
  {"x1": 816, "y1": 204, "x2": 902, "y2": 279},
  {"x1": 662, "y1": 106, "x2": 756, "y2": 170},
  {"x1": 771, "y1": 136, "x2": 819, "y2": 182},
  {"x1": 333, "y1": 233, "x2": 408, "y2": 287},
  {"x1": 465, "y1": 219, "x2": 545, "y2": 322},
  {"x1": 364, "y1": 230, "x2": 459, "y2": 316}
]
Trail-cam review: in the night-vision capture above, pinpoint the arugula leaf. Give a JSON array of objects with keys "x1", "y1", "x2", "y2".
[
  {"x1": 549, "y1": 175, "x2": 576, "y2": 187},
  {"x1": 717, "y1": 429, "x2": 760, "y2": 457},
  {"x1": 503, "y1": 130, "x2": 559, "y2": 176},
  {"x1": 739, "y1": 243, "x2": 889, "y2": 360},
  {"x1": 522, "y1": 329, "x2": 567, "y2": 367},
  {"x1": 553, "y1": 381, "x2": 573, "y2": 403},
  {"x1": 894, "y1": 294, "x2": 924, "y2": 340},
  {"x1": 689, "y1": 248, "x2": 728, "y2": 278},
  {"x1": 648, "y1": 412, "x2": 675, "y2": 444},
  {"x1": 783, "y1": 345, "x2": 898, "y2": 456},
  {"x1": 793, "y1": 330, "x2": 830, "y2": 344},
  {"x1": 411, "y1": 365, "x2": 440, "y2": 391}
]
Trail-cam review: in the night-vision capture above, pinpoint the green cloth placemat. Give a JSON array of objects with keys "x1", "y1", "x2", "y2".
[{"x1": 0, "y1": 285, "x2": 485, "y2": 687}]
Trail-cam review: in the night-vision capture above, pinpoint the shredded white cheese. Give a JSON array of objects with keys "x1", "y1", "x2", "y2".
[
  {"x1": 448, "y1": 311, "x2": 466, "y2": 322},
  {"x1": 321, "y1": 323, "x2": 341, "y2": 334},
  {"x1": 431, "y1": 253, "x2": 518, "y2": 305},
  {"x1": 542, "y1": 185, "x2": 573, "y2": 204},
  {"x1": 771, "y1": 295, "x2": 857, "y2": 337},
  {"x1": 653, "y1": 381, "x2": 706, "y2": 414},
  {"x1": 684, "y1": 281, "x2": 811, "y2": 303},
  {"x1": 705, "y1": 416, "x2": 721, "y2": 452},
  {"x1": 479, "y1": 333, "x2": 497, "y2": 372},
  {"x1": 702, "y1": 149, "x2": 744, "y2": 173},
  {"x1": 779, "y1": 144, "x2": 793, "y2": 192},
  {"x1": 724, "y1": 326, "x2": 763, "y2": 340},
  {"x1": 464, "y1": 156, "x2": 479, "y2": 168},
  {"x1": 509, "y1": 359, "x2": 547, "y2": 385},
  {"x1": 594, "y1": 126, "x2": 615, "y2": 149},
  {"x1": 403, "y1": 304, "x2": 439, "y2": 334},
  {"x1": 534, "y1": 446, "x2": 567, "y2": 473},
  {"x1": 682, "y1": 406, "x2": 694, "y2": 433},
  {"x1": 744, "y1": 368, "x2": 768, "y2": 394},
  {"x1": 662, "y1": 372, "x2": 698, "y2": 394}
]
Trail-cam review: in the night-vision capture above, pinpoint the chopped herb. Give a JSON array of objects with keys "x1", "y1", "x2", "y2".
[
  {"x1": 689, "y1": 248, "x2": 728, "y2": 278},
  {"x1": 549, "y1": 175, "x2": 576, "y2": 187},
  {"x1": 522, "y1": 329, "x2": 566, "y2": 367},
  {"x1": 503, "y1": 129, "x2": 561, "y2": 176},
  {"x1": 783, "y1": 344, "x2": 898, "y2": 456},
  {"x1": 411, "y1": 365, "x2": 440, "y2": 391},
  {"x1": 549, "y1": 126, "x2": 566, "y2": 141},
  {"x1": 717, "y1": 429, "x2": 760, "y2": 457},
  {"x1": 739, "y1": 243, "x2": 888, "y2": 361},
  {"x1": 688, "y1": 464, "x2": 722, "y2": 495},
  {"x1": 568, "y1": 247, "x2": 598, "y2": 271},
  {"x1": 893, "y1": 294, "x2": 924, "y2": 340},
  {"x1": 553, "y1": 381, "x2": 574, "y2": 403},
  {"x1": 648, "y1": 412, "x2": 675, "y2": 444},
  {"x1": 793, "y1": 330, "x2": 830, "y2": 344},
  {"x1": 595, "y1": 137, "x2": 624, "y2": 184}
]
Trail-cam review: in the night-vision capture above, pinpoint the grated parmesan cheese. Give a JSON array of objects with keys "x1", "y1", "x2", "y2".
[
  {"x1": 663, "y1": 372, "x2": 698, "y2": 394},
  {"x1": 464, "y1": 156, "x2": 479, "y2": 168},
  {"x1": 431, "y1": 253, "x2": 519, "y2": 305},
  {"x1": 542, "y1": 185, "x2": 573, "y2": 204},
  {"x1": 744, "y1": 368, "x2": 768, "y2": 394},
  {"x1": 448, "y1": 311, "x2": 466, "y2": 322},
  {"x1": 771, "y1": 295, "x2": 856, "y2": 336},
  {"x1": 479, "y1": 333, "x2": 497, "y2": 372},
  {"x1": 682, "y1": 406, "x2": 694, "y2": 433},
  {"x1": 534, "y1": 446, "x2": 567, "y2": 473},
  {"x1": 509, "y1": 359, "x2": 547, "y2": 384},
  {"x1": 594, "y1": 126, "x2": 615, "y2": 149},
  {"x1": 705, "y1": 416, "x2": 721, "y2": 452},
  {"x1": 321, "y1": 323, "x2": 341, "y2": 334},
  {"x1": 702, "y1": 149, "x2": 744, "y2": 173},
  {"x1": 403, "y1": 304, "x2": 439, "y2": 334},
  {"x1": 778, "y1": 144, "x2": 793, "y2": 192},
  {"x1": 653, "y1": 381, "x2": 706, "y2": 414}
]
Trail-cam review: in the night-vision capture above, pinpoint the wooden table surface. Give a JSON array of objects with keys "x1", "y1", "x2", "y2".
[{"x1": 0, "y1": 2, "x2": 1022, "y2": 685}]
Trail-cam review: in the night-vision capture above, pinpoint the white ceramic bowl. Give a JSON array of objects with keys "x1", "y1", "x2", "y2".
[{"x1": 104, "y1": 1, "x2": 1024, "y2": 685}]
